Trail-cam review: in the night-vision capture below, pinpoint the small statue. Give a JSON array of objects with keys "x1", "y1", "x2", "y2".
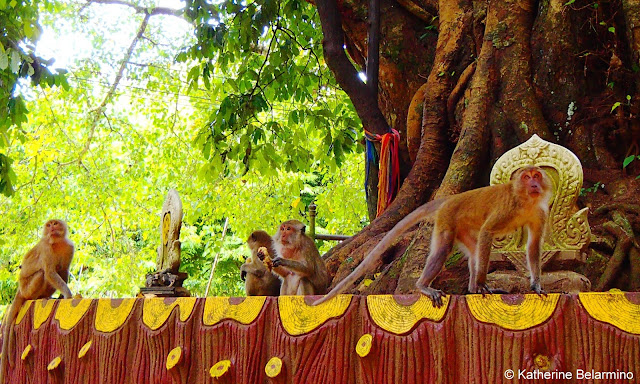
[{"x1": 140, "y1": 189, "x2": 190, "y2": 297}]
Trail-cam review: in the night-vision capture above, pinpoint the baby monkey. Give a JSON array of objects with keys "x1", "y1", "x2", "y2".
[
  {"x1": 271, "y1": 220, "x2": 329, "y2": 295},
  {"x1": 1, "y1": 219, "x2": 74, "y2": 381},
  {"x1": 314, "y1": 165, "x2": 552, "y2": 307},
  {"x1": 241, "y1": 230, "x2": 281, "y2": 296}
]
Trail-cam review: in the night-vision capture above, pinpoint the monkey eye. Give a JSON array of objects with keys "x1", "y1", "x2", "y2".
[
  {"x1": 533, "y1": 173, "x2": 540, "y2": 179},
  {"x1": 523, "y1": 174, "x2": 531, "y2": 180}
]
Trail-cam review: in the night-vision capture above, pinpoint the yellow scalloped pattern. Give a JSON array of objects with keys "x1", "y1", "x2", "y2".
[
  {"x1": 143, "y1": 298, "x2": 196, "y2": 330},
  {"x1": 15, "y1": 301, "x2": 33, "y2": 325},
  {"x1": 203, "y1": 297, "x2": 266, "y2": 326},
  {"x1": 55, "y1": 299, "x2": 92, "y2": 330},
  {"x1": 579, "y1": 292, "x2": 640, "y2": 334},
  {"x1": 278, "y1": 295, "x2": 351, "y2": 336},
  {"x1": 33, "y1": 299, "x2": 56, "y2": 330},
  {"x1": 366, "y1": 295, "x2": 450, "y2": 334},
  {"x1": 95, "y1": 299, "x2": 136, "y2": 333},
  {"x1": 466, "y1": 294, "x2": 560, "y2": 330}
]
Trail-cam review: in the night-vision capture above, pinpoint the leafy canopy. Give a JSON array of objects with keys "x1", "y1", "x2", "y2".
[{"x1": 0, "y1": 0, "x2": 367, "y2": 303}]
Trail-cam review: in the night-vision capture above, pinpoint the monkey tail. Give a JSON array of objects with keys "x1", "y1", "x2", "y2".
[
  {"x1": 0, "y1": 294, "x2": 24, "y2": 383},
  {"x1": 312, "y1": 198, "x2": 447, "y2": 306}
]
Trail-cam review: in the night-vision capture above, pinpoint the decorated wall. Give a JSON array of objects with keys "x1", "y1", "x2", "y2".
[{"x1": 2, "y1": 292, "x2": 639, "y2": 383}]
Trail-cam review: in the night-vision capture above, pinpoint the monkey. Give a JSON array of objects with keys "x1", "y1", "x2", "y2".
[
  {"x1": 270, "y1": 220, "x2": 330, "y2": 296},
  {"x1": 0, "y1": 219, "x2": 74, "y2": 381},
  {"x1": 313, "y1": 165, "x2": 552, "y2": 307},
  {"x1": 240, "y1": 231, "x2": 281, "y2": 296}
]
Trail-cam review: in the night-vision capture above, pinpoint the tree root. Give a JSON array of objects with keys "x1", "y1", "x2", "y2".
[
  {"x1": 594, "y1": 209, "x2": 640, "y2": 291},
  {"x1": 406, "y1": 82, "x2": 428, "y2": 163}
]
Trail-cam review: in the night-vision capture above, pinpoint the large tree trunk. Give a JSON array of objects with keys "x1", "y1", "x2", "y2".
[{"x1": 319, "y1": 0, "x2": 640, "y2": 294}]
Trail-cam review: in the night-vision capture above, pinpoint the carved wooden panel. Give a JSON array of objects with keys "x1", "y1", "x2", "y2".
[{"x1": 2, "y1": 293, "x2": 639, "y2": 383}]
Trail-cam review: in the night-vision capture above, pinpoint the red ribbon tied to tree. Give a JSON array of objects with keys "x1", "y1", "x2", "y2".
[{"x1": 365, "y1": 128, "x2": 401, "y2": 217}]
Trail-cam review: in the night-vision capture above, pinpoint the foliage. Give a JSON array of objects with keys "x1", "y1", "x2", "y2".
[
  {"x1": 182, "y1": 0, "x2": 361, "y2": 178},
  {"x1": 0, "y1": 0, "x2": 68, "y2": 196},
  {"x1": 0, "y1": 0, "x2": 366, "y2": 302}
]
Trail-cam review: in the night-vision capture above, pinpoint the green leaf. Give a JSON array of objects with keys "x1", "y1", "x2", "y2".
[
  {"x1": 0, "y1": 50, "x2": 7, "y2": 70},
  {"x1": 623, "y1": 155, "x2": 636, "y2": 168},
  {"x1": 563, "y1": 0, "x2": 575, "y2": 5},
  {"x1": 611, "y1": 102, "x2": 621, "y2": 113},
  {"x1": 10, "y1": 49, "x2": 20, "y2": 73},
  {"x1": 608, "y1": 27, "x2": 615, "y2": 34}
]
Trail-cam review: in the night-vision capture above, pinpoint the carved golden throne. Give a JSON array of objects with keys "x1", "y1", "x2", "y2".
[{"x1": 486, "y1": 134, "x2": 592, "y2": 293}]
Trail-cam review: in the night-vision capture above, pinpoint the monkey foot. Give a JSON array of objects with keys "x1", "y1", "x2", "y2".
[
  {"x1": 418, "y1": 286, "x2": 445, "y2": 308},
  {"x1": 531, "y1": 283, "x2": 547, "y2": 297}
]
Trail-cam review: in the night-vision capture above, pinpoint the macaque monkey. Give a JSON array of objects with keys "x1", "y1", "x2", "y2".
[
  {"x1": 314, "y1": 166, "x2": 552, "y2": 307},
  {"x1": 1, "y1": 220, "x2": 74, "y2": 380},
  {"x1": 270, "y1": 220, "x2": 329, "y2": 295},
  {"x1": 240, "y1": 231, "x2": 281, "y2": 296}
]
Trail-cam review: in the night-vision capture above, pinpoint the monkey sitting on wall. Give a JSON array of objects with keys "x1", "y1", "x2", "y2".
[
  {"x1": 270, "y1": 220, "x2": 329, "y2": 296},
  {"x1": 1, "y1": 219, "x2": 75, "y2": 381},
  {"x1": 240, "y1": 230, "x2": 281, "y2": 296},
  {"x1": 314, "y1": 165, "x2": 552, "y2": 307}
]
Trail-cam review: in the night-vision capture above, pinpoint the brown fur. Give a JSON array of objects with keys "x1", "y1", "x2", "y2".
[
  {"x1": 241, "y1": 230, "x2": 281, "y2": 296},
  {"x1": 314, "y1": 166, "x2": 552, "y2": 306},
  {"x1": 1, "y1": 220, "x2": 74, "y2": 381},
  {"x1": 272, "y1": 220, "x2": 329, "y2": 295}
]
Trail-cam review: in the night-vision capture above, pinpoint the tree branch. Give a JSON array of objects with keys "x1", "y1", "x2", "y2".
[
  {"x1": 315, "y1": 0, "x2": 390, "y2": 135},
  {"x1": 67, "y1": 12, "x2": 151, "y2": 166},
  {"x1": 82, "y1": 0, "x2": 182, "y2": 17}
]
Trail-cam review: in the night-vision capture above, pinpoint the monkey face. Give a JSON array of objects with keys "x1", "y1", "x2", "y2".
[
  {"x1": 45, "y1": 220, "x2": 67, "y2": 238},
  {"x1": 513, "y1": 166, "x2": 550, "y2": 201},
  {"x1": 519, "y1": 168, "x2": 548, "y2": 198},
  {"x1": 278, "y1": 224, "x2": 297, "y2": 245},
  {"x1": 277, "y1": 220, "x2": 305, "y2": 245}
]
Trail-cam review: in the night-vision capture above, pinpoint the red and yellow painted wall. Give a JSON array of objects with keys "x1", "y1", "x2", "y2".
[{"x1": 2, "y1": 292, "x2": 639, "y2": 383}]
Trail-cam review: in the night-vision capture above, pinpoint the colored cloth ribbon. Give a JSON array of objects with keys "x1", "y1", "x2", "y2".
[{"x1": 365, "y1": 128, "x2": 400, "y2": 217}]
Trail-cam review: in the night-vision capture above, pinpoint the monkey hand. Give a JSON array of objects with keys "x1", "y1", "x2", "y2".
[
  {"x1": 257, "y1": 247, "x2": 269, "y2": 261},
  {"x1": 271, "y1": 257, "x2": 285, "y2": 268},
  {"x1": 241, "y1": 270, "x2": 247, "y2": 281},
  {"x1": 418, "y1": 286, "x2": 445, "y2": 308}
]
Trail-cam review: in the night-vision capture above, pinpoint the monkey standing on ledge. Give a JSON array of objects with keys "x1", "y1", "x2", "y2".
[
  {"x1": 241, "y1": 230, "x2": 281, "y2": 296},
  {"x1": 314, "y1": 165, "x2": 552, "y2": 307},
  {"x1": 0, "y1": 219, "x2": 75, "y2": 381},
  {"x1": 270, "y1": 220, "x2": 329, "y2": 295}
]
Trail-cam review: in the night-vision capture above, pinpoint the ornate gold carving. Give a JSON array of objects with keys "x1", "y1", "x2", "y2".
[
  {"x1": 579, "y1": 292, "x2": 640, "y2": 334},
  {"x1": 33, "y1": 299, "x2": 56, "y2": 330},
  {"x1": 278, "y1": 295, "x2": 351, "y2": 336},
  {"x1": 55, "y1": 299, "x2": 92, "y2": 330},
  {"x1": 203, "y1": 297, "x2": 266, "y2": 326},
  {"x1": 466, "y1": 294, "x2": 560, "y2": 330},
  {"x1": 366, "y1": 295, "x2": 449, "y2": 334},
  {"x1": 142, "y1": 298, "x2": 196, "y2": 330},
  {"x1": 490, "y1": 134, "x2": 590, "y2": 265},
  {"x1": 95, "y1": 299, "x2": 136, "y2": 333}
]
